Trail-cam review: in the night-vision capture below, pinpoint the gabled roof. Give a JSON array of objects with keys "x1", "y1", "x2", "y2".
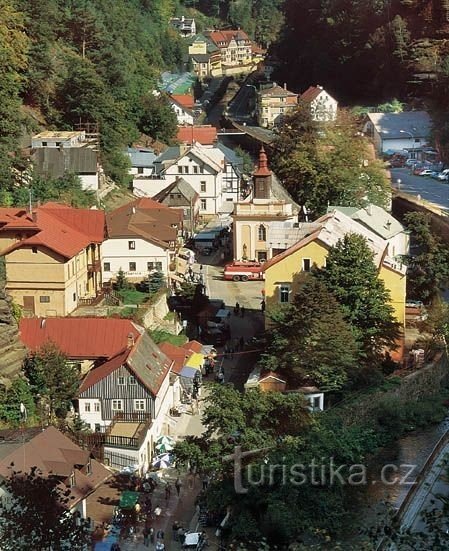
[
  {"x1": 300, "y1": 85, "x2": 330, "y2": 102},
  {"x1": 155, "y1": 143, "x2": 224, "y2": 175},
  {"x1": 365, "y1": 111, "x2": 431, "y2": 140},
  {"x1": 159, "y1": 342, "x2": 191, "y2": 375},
  {"x1": 327, "y1": 205, "x2": 404, "y2": 240},
  {"x1": 0, "y1": 204, "x2": 106, "y2": 259},
  {"x1": 258, "y1": 85, "x2": 297, "y2": 98},
  {"x1": 127, "y1": 147, "x2": 156, "y2": 168},
  {"x1": 79, "y1": 332, "x2": 173, "y2": 397},
  {"x1": 177, "y1": 125, "x2": 217, "y2": 145},
  {"x1": 20, "y1": 317, "x2": 143, "y2": 360},
  {"x1": 206, "y1": 29, "x2": 251, "y2": 48},
  {"x1": 171, "y1": 94, "x2": 194, "y2": 110},
  {"x1": 0, "y1": 426, "x2": 111, "y2": 508},
  {"x1": 106, "y1": 198, "x2": 181, "y2": 246},
  {"x1": 152, "y1": 177, "x2": 199, "y2": 203},
  {"x1": 168, "y1": 95, "x2": 194, "y2": 116}
]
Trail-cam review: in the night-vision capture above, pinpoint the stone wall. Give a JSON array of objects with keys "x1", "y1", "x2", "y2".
[
  {"x1": 0, "y1": 288, "x2": 26, "y2": 383},
  {"x1": 140, "y1": 292, "x2": 181, "y2": 334}
]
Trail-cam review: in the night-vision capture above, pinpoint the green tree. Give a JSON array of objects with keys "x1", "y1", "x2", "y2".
[
  {"x1": 261, "y1": 275, "x2": 359, "y2": 391},
  {"x1": 402, "y1": 212, "x2": 449, "y2": 302},
  {"x1": 148, "y1": 270, "x2": 165, "y2": 294},
  {"x1": 115, "y1": 268, "x2": 128, "y2": 290},
  {"x1": 138, "y1": 93, "x2": 178, "y2": 143},
  {"x1": 23, "y1": 343, "x2": 79, "y2": 419},
  {"x1": 315, "y1": 233, "x2": 401, "y2": 357},
  {"x1": 0, "y1": 378, "x2": 35, "y2": 427},
  {"x1": 0, "y1": 466, "x2": 91, "y2": 550}
]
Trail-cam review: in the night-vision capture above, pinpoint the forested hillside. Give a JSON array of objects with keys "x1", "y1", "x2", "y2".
[{"x1": 272, "y1": 0, "x2": 449, "y2": 108}]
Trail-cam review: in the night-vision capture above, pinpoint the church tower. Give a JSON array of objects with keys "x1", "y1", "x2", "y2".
[{"x1": 253, "y1": 147, "x2": 271, "y2": 200}]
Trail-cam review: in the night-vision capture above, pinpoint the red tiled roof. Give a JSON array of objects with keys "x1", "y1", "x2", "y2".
[
  {"x1": 171, "y1": 94, "x2": 194, "y2": 109},
  {"x1": 253, "y1": 147, "x2": 272, "y2": 177},
  {"x1": 159, "y1": 342, "x2": 190, "y2": 375},
  {"x1": 207, "y1": 29, "x2": 250, "y2": 48},
  {"x1": 19, "y1": 317, "x2": 142, "y2": 360},
  {"x1": 177, "y1": 125, "x2": 217, "y2": 145},
  {"x1": 182, "y1": 340, "x2": 203, "y2": 353},
  {"x1": 300, "y1": 86, "x2": 324, "y2": 102},
  {"x1": 0, "y1": 203, "x2": 106, "y2": 259}
]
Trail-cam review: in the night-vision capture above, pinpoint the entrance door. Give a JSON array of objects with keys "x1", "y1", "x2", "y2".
[
  {"x1": 23, "y1": 296, "x2": 35, "y2": 315},
  {"x1": 257, "y1": 251, "x2": 268, "y2": 262}
]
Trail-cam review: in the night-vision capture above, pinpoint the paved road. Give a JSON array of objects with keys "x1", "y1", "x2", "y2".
[{"x1": 391, "y1": 168, "x2": 449, "y2": 211}]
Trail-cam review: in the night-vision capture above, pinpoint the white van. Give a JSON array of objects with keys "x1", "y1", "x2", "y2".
[{"x1": 437, "y1": 169, "x2": 449, "y2": 181}]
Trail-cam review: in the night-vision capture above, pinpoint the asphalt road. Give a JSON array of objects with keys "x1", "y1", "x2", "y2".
[{"x1": 391, "y1": 168, "x2": 449, "y2": 211}]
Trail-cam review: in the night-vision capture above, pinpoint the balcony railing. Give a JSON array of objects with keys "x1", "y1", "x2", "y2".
[{"x1": 87, "y1": 259, "x2": 101, "y2": 273}]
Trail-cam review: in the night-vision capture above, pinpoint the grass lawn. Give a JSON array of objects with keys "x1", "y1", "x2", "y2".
[
  {"x1": 118, "y1": 288, "x2": 149, "y2": 305},
  {"x1": 149, "y1": 329, "x2": 187, "y2": 346}
]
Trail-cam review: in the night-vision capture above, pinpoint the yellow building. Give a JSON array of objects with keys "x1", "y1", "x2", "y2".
[
  {"x1": 0, "y1": 203, "x2": 105, "y2": 317},
  {"x1": 256, "y1": 84, "x2": 298, "y2": 128},
  {"x1": 262, "y1": 210, "x2": 406, "y2": 333}
]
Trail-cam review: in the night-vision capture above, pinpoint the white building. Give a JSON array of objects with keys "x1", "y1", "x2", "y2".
[
  {"x1": 169, "y1": 16, "x2": 196, "y2": 37},
  {"x1": 133, "y1": 142, "x2": 243, "y2": 216},
  {"x1": 103, "y1": 198, "x2": 182, "y2": 282},
  {"x1": 127, "y1": 147, "x2": 157, "y2": 177},
  {"x1": 167, "y1": 96, "x2": 194, "y2": 125},
  {"x1": 300, "y1": 85, "x2": 338, "y2": 122}
]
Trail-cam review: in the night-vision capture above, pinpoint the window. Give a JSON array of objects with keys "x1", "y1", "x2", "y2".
[
  {"x1": 129, "y1": 262, "x2": 136, "y2": 271},
  {"x1": 302, "y1": 258, "x2": 311, "y2": 272},
  {"x1": 193, "y1": 166, "x2": 198, "y2": 174},
  {"x1": 39, "y1": 296, "x2": 50, "y2": 303},
  {"x1": 55, "y1": 142, "x2": 61, "y2": 147},
  {"x1": 134, "y1": 399, "x2": 146, "y2": 411},
  {"x1": 128, "y1": 376, "x2": 137, "y2": 385},
  {"x1": 199, "y1": 166, "x2": 204, "y2": 174},
  {"x1": 137, "y1": 167, "x2": 144, "y2": 174},
  {"x1": 94, "y1": 423, "x2": 101, "y2": 433},
  {"x1": 112, "y1": 400, "x2": 123, "y2": 411},
  {"x1": 148, "y1": 261, "x2": 163, "y2": 271},
  {"x1": 73, "y1": 293, "x2": 76, "y2": 302},
  {"x1": 258, "y1": 225, "x2": 266, "y2": 241},
  {"x1": 32, "y1": 247, "x2": 38, "y2": 254},
  {"x1": 94, "y1": 403, "x2": 100, "y2": 412},
  {"x1": 279, "y1": 284, "x2": 290, "y2": 304},
  {"x1": 184, "y1": 166, "x2": 189, "y2": 174},
  {"x1": 200, "y1": 199, "x2": 207, "y2": 211},
  {"x1": 128, "y1": 241, "x2": 135, "y2": 250},
  {"x1": 69, "y1": 472, "x2": 76, "y2": 487},
  {"x1": 86, "y1": 458, "x2": 92, "y2": 475},
  {"x1": 84, "y1": 402, "x2": 91, "y2": 412},
  {"x1": 118, "y1": 376, "x2": 125, "y2": 386},
  {"x1": 42, "y1": 141, "x2": 47, "y2": 146},
  {"x1": 200, "y1": 181, "x2": 206, "y2": 192},
  {"x1": 178, "y1": 166, "x2": 183, "y2": 174},
  {"x1": 103, "y1": 262, "x2": 110, "y2": 272}
]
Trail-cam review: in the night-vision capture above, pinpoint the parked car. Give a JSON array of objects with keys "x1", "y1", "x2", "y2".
[
  {"x1": 418, "y1": 169, "x2": 434, "y2": 177},
  {"x1": 405, "y1": 159, "x2": 419, "y2": 167},
  {"x1": 200, "y1": 327, "x2": 227, "y2": 346},
  {"x1": 438, "y1": 169, "x2": 449, "y2": 181},
  {"x1": 413, "y1": 166, "x2": 425, "y2": 175}
]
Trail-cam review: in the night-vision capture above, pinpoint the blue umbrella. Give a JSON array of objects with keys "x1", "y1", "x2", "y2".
[{"x1": 152, "y1": 453, "x2": 173, "y2": 469}]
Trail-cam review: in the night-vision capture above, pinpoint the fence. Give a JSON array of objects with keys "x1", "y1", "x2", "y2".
[{"x1": 103, "y1": 450, "x2": 137, "y2": 470}]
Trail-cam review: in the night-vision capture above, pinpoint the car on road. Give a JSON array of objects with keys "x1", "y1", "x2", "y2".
[
  {"x1": 405, "y1": 159, "x2": 420, "y2": 167},
  {"x1": 418, "y1": 169, "x2": 434, "y2": 177},
  {"x1": 200, "y1": 327, "x2": 227, "y2": 346},
  {"x1": 413, "y1": 166, "x2": 425, "y2": 175},
  {"x1": 438, "y1": 169, "x2": 449, "y2": 181}
]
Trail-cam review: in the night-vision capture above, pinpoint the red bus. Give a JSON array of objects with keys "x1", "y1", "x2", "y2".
[{"x1": 223, "y1": 261, "x2": 264, "y2": 282}]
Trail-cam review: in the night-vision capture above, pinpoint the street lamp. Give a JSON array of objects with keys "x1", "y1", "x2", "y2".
[{"x1": 400, "y1": 129, "x2": 416, "y2": 160}]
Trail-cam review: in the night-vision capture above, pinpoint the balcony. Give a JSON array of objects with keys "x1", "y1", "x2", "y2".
[{"x1": 87, "y1": 259, "x2": 101, "y2": 273}]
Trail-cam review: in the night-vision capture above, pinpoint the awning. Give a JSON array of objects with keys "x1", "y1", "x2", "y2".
[
  {"x1": 185, "y1": 353, "x2": 204, "y2": 369},
  {"x1": 119, "y1": 490, "x2": 139, "y2": 509},
  {"x1": 215, "y1": 308, "x2": 230, "y2": 319},
  {"x1": 180, "y1": 366, "x2": 198, "y2": 379}
]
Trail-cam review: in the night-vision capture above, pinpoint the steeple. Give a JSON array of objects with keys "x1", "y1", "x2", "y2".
[{"x1": 253, "y1": 147, "x2": 272, "y2": 199}]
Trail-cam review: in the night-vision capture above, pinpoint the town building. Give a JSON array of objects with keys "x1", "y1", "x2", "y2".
[
  {"x1": 232, "y1": 148, "x2": 298, "y2": 262},
  {"x1": 0, "y1": 203, "x2": 105, "y2": 317},
  {"x1": 31, "y1": 130, "x2": 101, "y2": 191},
  {"x1": 133, "y1": 142, "x2": 243, "y2": 216},
  {"x1": 167, "y1": 94, "x2": 194, "y2": 125},
  {"x1": 299, "y1": 85, "x2": 338, "y2": 122},
  {"x1": 363, "y1": 111, "x2": 431, "y2": 155},
  {"x1": 177, "y1": 125, "x2": 217, "y2": 146},
  {"x1": 126, "y1": 147, "x2": 157, "y2": 177},
  {"x1": 205, "y1": 30, "x2": 253, "y2": 72},
  {"x1": 188, "y1": 34, "x2": 222, "y2": 78},
  {"x1": 169, "y1": 16, "x2": 196, "y2": 37},
  {"x1": 78, "y1": 330, "x2": 174, "y2": 472},
  {"x1": 256, "y1": 83, "x2": 298, "y2": 128},
  {"x1": 19, "y1": 317, "x2": 142, "y2": 375},
  {"x1": 262, "y1": 208, "x2": 407, "y2": 333},
  {"x1": 152, "y1": 177, "x2": 200, "y2": 233},
  {"x1": 0, "y1": 426, "x2": 111, "y2": 520},
  {"x1": 102, "y1": 198, "x2": 182, "y2": 283}
]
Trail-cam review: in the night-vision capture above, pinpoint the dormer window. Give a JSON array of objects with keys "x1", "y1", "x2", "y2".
[
  {"x1": 70, "y1": 472, "x2": 76, "y2": 487},
  {"x1": 86, "y1": 458, "x2": 92, "y2": 476}
]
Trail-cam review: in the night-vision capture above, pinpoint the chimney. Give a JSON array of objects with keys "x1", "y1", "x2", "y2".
[
  {"x1": 32, "y1": 210, "x2": 37, "y2": 223},
  {"x1": 40, "y1": 318, "x2": 46, "y2": 329},
  {"x1": 127, "y1": 333, "x2": 135, "y2": 349},
  {"x1": 132, "y1": 206, "x2": 136, "y2": 214},
  {"x1": 284, "y1": 83, "x2": 287, "y2": 90},
  {"x1": 181, "y1": 15, "x2": 185, "y2": 21}
]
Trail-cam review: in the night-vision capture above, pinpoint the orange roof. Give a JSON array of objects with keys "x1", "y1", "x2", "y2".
[
  {"x1": 207, "y1": 29, "x2": 250, "y2": 48},
  {"x1": 171, "y1": 94, "x2": 194, "y2": 109},
  {"x1": 182, "y1": 340, "x2": 203, "y2": 353},
  {"x1": 19, "y1": 317, "x2": 142, "y2": 359},
  {"x1": 177, "y1": 125, "x2": 217, "y2": 145},
  {"x1": 0, "y1": 203, "x2": 106, "y2": 259},
  {"x1": 300, "y1": 86, "x2": 324, "y2": 102},
  {"x1": 159, "y1": 342, "x2": 191, "y2": 375},
  {"x1": 253, "y1": 147, "x2": 272, "y2": 177}
]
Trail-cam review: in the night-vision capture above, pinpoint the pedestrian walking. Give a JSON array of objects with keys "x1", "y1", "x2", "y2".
[
  {"x1": 149, "y1": 527, "x2": 155, "y2": 544},
  {"x1": 172, "y1": 521, "x2": 180, "y2": 541},
  {"x1": 143, "y1": 526, "x2": 150, "y2": 546},
  {"x1": 241, "y1": 305, "x2": 245, "y2": 317},
  {"x1": 156, "y1": 529, "x2": 164, "y2": 541},
  {"x1": 175, "y1": 477, "x2": 182, "y2": 497},
  {"x1": 165, "y1": 483, "x2": 171, "y2": 501},
  {"x1": 199, "y1": 264, "x2": 203, "y2": 271},
  {"x1": 202, "y1": 474, "x2": 210, "y2": 490},
  {"x1": 217, "y1": 371, "x2": 224, "y2": 384},
  {"x1": 234, "y1": 302, "x2": 240, "y2": 315},
  {"x1": 261, "y1": 299, "x2": 265, "y2": 312},
  {"x1": 178, "y1": 526, "x2": 186, "y2": 545}
]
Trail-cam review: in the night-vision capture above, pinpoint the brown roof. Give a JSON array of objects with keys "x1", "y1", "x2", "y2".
[
  {"x1": 177, "y1": 125, "x2": 217, "y2": 145},
  {"x1": 171, "y1": 94, "x2": 194, "y2": 109},
  {"x1": 107, "y1": 198, "x2": 181, "y2": 246},
  {"x1": 20, "y1": 318, "x2": 142, "y2": 360},
  {"x1": 79, "y1": 332, "x2": 173, "y2": 397},
  {"x1": 253, "y1": 147, "x2": 272, "y2": 177},
  {"x1": 0, "y1": 426, "x2": 111, "y2": 508},
  {"x1": 182, "y1": 340, "x2": 203, "y2": 353},
  {"x1": 258, "y1": 85, "x2": 297, "y2": 98},
  {"x1": 300, "y1": 86, "x2": 324, "y2": 102},
  {"x1": 207, "y1": 29, "x2": 251, "y2": 48},
  {"x1": 0, "y1": 203, "x2": 106, "y2": 259},
  {"x1": 159, "y1": 342, "x2": 190, "y2": 375}
]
